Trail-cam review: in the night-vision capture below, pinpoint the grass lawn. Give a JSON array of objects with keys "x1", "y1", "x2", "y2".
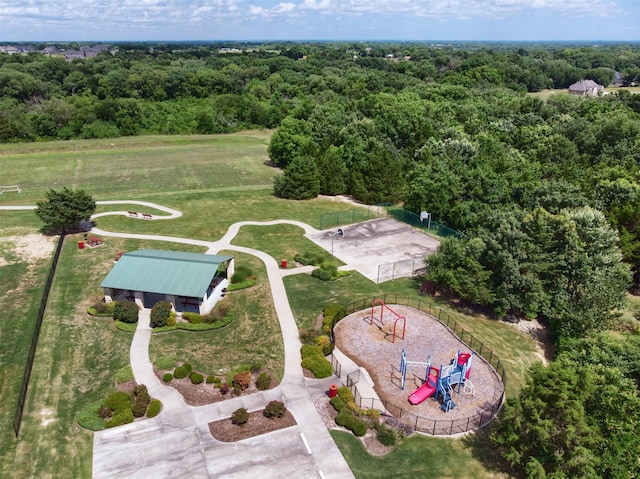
[
  {"x1": 148, "y1": 250, "x2": 285, "y2": 382},
  {"x1": 231, "y1": 223, "x2": 345, "y2": 269},
  {"x1": 0, "y1": 132, "x2": 541, "y2": 478},
  {"x1": 331, "y1": 430, "x2": 510, "y2": 479}
]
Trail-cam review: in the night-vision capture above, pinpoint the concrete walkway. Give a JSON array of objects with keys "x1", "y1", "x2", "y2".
[
  {"x1": 0, "y1": 200, "x2": 386, "y2": 478},
  {"x1": 89, "y1": 205, "x2": 357, "y2": 478}
]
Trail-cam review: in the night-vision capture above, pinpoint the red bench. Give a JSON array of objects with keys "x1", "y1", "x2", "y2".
[
  {"x1": 142, "y1": 213, "x2": 153, "y2": 219},
  {"x1": 128, "y1": 211, "x2": 138, "y2": 217}
]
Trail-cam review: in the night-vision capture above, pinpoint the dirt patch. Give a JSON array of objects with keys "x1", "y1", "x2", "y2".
[
  {"x1": 209, "y1": 409, "x2": 297, "y2": 442},
  {"x1": 505, "y1": 318, "x2": 554, "y2": 364},
  {"x1": 2, "y1": 233, "x2": 57, "y2": 265}
]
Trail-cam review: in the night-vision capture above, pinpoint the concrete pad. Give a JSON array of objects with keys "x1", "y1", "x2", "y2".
[{"x1": 306, "y1": 218, "x2": 440, "y2": 283}]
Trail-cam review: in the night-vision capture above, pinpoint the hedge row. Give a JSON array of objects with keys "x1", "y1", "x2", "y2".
[{"x1": 300, "y1": 344, "x2": 333, "y2": 378}]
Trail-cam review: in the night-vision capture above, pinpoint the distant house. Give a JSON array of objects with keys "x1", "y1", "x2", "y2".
[
  {"x1": 0, "y1": 46, "x2": 21, "y2": 54},
  {"x1": 63, "y1": 50, "x2": 85, "y2": 60},
  {"x1": 100, "y1": 249, "x2": 234, "y2": 315},
  {"x1": 568, "y1": 79, "x2": 604, "y2": 96}
]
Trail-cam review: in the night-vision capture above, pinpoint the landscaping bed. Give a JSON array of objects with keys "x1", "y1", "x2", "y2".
[
  {"x1": 154, "y1": 367, "x2": 276, "y2": 406},
  {"x1": 209, "y1": 409, "x2": 297, "y2": 442}
]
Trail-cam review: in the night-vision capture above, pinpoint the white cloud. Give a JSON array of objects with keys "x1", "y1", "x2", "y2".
[{"x1": 0, "y1": 0, "x2": 634, "y2": 41}]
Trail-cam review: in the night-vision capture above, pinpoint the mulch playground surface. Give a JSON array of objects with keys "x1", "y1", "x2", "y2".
[{"x1": 334, "y1": 306, "x2": 505, "y2": 424}]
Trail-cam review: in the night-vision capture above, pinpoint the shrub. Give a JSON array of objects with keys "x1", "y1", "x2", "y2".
[
  {"x1": 256, "y1": 372, "x2": 271, "y2": 390},
  {"x1": 312, "y1": 267, "x2": 332, "y2": 281},
  {"x1": 220, "y1": 383, "x2": 230, "y2": 394},
  {"x1": 300, "y1": 344, "x2": 333, "y2": 378},
  {"x1": 231, "y1": 408, "x2": 249, "y2": 426},
  {"x1": 167, "y1": 314, "x2": 176, "y2": 327},
  {"x1": 323, "y1": 304, "x2": 346, "y2": 333},
  {"x1": 182, "y1": 363, "x2": 193, "y2": 373},
  {"x1": 335, "y1": 409, "x2": 367, "y2": 437},
  {"x1": 162, "y1": 373, "x2": 173, "y2": 382},
  {"x1": 315, "y1": 334, "x2": 333, "y2": 355},
  {"x1": 173, "y1": 366, "x2": 188, "y2": 379},
  {"x1": 264, "y1": 400, "x2": 286, "y2": 419},
  {"x1": 150, "y1": 301, "x2": 172, "y2": 328},
  {"x1": 131, "y1": 384, "x2": 151, "y2": 418},
  {"x1": 206, "y1": 375, "x2": 215, "y2": 384},
  {"x1": 183, "y1": 312, "x2": 202, "y2": 324},
  {"x1": 146, "y1": 399, "x2": 161, "y2": 418},
  {"x1": 232, "y1": 371, "x2": 252, "y2": 390},
  {"x1": 364, "y1": 408, "x2": 381, "y2": 421},
  {"x1": 231, "y1": 265, "x2": 253, "y2": 284},
  {"x1": 294, "y1": 252, "x2": 325, "y2": 266},
  {"x1": 377, "y1": 426, "x2": 397, "y2": 446},
  {"x1": 106, "y1": 409, "x2": 134, "y2": 428},
  {"x1": 301, "y1": 356, "x2": 333, "y2": 378},
  {"x1": 113, "y1": 301, "x2": 139, "y2": 324},
  {"x1": 103, "y1": 391, "x2": 131, "y2": 413},
  {"x1": 330, "y1": 396, "x2": 346, "y2": 412},
  {"x1": 213, "y1": 377, "x2": 222, "y2": 387},
  {"x1": 189, "y1": 372, "x2": 204, "y2": 384},
  {"x1": 338, "y1": 386, "x2": 355, "y2": 404},
  {"x1": 351, "y1": 418, "x2": 368, "y2": 437},
  {"x1": 335, "y1": 408, "x2": 353, "y2": 427}
]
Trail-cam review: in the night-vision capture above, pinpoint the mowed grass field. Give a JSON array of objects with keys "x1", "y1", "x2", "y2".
[{"x1": 0, "y1": 132, "x2": 540, "y2": 478}]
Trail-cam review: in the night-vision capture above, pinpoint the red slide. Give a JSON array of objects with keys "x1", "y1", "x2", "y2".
[{"x1": 408, "y1": 368, "x2": 439, "y2": 405}]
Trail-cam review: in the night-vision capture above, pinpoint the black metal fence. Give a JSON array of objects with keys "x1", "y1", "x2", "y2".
[
  {"x1": 331, "y1": 294, "x2": 506, "y2": 436},
  {"x1": 13, "y1": 232, "x2": 65, "y2": 438}
]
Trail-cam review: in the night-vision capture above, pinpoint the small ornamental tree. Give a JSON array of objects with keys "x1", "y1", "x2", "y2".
[{"x1": 35, "y1": 187, "x2": 96, "y2": 233}]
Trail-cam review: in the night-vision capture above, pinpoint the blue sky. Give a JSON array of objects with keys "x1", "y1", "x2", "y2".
[{"x1": 0, "y1": 0, "x2": 638, "y2": 42}]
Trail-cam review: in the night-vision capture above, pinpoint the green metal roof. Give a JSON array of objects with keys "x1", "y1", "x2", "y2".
[{"x1": 100, "y1": 249, "x2": 233, "y2": 298}]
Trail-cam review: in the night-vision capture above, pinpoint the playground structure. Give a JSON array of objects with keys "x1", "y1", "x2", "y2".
[
  {"x1": 408, "y1": 350, "x2": 475, "y2": 413},
  {"x1": 399, "y1": 348, "x2": 431, "y2": 390},
  {"x1": 369, "y1": 299, "x2": 406, "y2": 343},
  {"x1": 0, "y1": 185, "x2": 21, "y2": 194}
]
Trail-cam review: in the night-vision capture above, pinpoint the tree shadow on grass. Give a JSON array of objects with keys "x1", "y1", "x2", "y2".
[{"x1": 461, "y1": 423, "x2": 523, "y2": 479}]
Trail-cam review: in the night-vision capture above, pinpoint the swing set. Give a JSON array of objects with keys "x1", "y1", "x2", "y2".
[{"x1": 369, "y1": 299, "x2": 406, "y2": 343}]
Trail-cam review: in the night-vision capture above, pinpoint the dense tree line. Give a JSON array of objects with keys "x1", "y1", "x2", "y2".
[
  {"x1": 1, "y1": 42, "x2": 639, "y2": 143},
  {"x1": 4, "y1": 41, "x2": 640, "y2": 476}
]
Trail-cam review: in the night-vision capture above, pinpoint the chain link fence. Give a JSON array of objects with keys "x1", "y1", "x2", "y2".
[
  {"x1": 319, "y1": 205, "x2": 387, "y2": 230},
  {"x1": 386, "y1": 206, "x2": 465, "y2": 239},
  {"x1": 376, "y1": 258, "x2": 426, "y2": 283},
  {"x1": 330, "y1": 294, "x2": 506, "y2": 436}
]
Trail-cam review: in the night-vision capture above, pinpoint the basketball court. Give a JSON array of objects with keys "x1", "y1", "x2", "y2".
[{"x1": 306, "y1": 218, "x2": 440, "y2": 283}]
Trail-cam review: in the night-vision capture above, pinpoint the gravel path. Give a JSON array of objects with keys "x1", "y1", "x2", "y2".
[{"x1": 334, "y1": 306, "x2": 504, "y2": 432}]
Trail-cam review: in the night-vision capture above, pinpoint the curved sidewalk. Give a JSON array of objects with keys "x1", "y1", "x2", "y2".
[{"x1": 91, "y1": 207, "x2": 355, "y2": 478}]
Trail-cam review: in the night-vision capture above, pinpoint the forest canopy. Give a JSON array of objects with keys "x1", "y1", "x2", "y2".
[{"x1": 2, "y1": 41, "x2": 640, "y2": 318}]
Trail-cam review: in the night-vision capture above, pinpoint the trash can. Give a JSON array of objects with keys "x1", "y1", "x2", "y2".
[
  {"x1": 281, "y1": 259, "x2": 287, "y2": 268},
  {"x1": 78, "y1": 241, "x2": 84, "y2": 250},
  {"x1": 329, "y1": 384, "x2": 338, "y2": 398}
]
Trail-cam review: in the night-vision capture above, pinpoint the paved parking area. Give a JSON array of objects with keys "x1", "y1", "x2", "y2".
[{"x1": 307, "y1": 218, "x2": 440, "y2": 282}]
